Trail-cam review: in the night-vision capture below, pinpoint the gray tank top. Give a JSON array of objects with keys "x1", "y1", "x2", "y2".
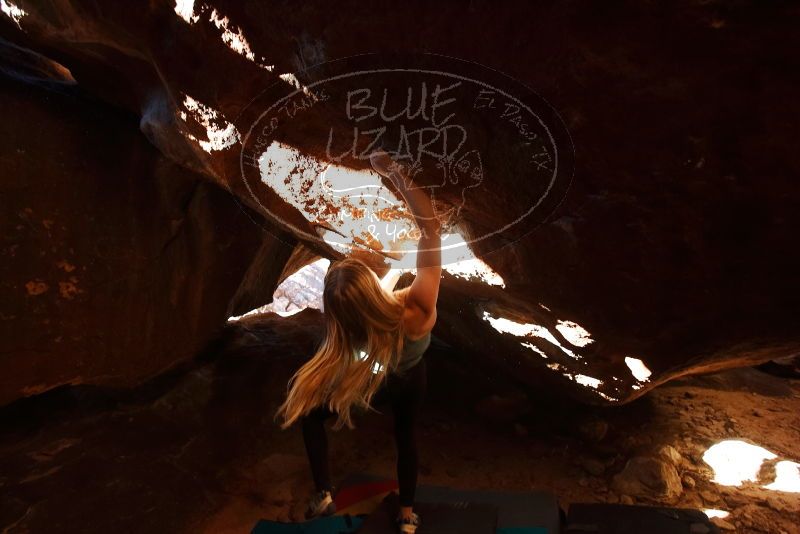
[
  {"x1": 353, "y1": 332, "x2": 431, "y2": 375},
  {"x1": 394, "y1": 331, "x2": 431, "y2": 374}
]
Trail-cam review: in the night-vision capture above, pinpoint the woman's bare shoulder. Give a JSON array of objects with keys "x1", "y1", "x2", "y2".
[{"x1": 392, "y1": 287, "x2": 435, "y2": 337}]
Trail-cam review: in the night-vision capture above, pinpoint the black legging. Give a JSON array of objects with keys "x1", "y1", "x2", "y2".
[{"x1": 301, "y1": 358, "x2": 427, "y2": 507}]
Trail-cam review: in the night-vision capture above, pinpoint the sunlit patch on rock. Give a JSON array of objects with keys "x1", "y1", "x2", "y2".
[
  {"x1": 481, "y1": 311, "x2": 580, "y2": 360},
  {"x1": 1, "y1": 0, "x2": 26, "y2": 28},
  {"x1": 764, "y1": 460, "x2": 800, "y2": 493},
  {"x1": 259, "y1": 141, "x2": 413, "y2": 253},
  {"x1": 481, "y1": 312, "x2": 617, "y2": 400},
  {"x1": 173, "y1": 1, "x2": 274, "y2": 70},
  {"x1": 703, "y1": 440, "x2": 777, "y2": 486},
  {"x1": 625, "y1": 356, "x2": 652, "y2": 383},
  {"x1": 278, "y1": 73, "x2": 314, "y2": 96},
  {"x1": 703, "y1": 509, "x2": 730, "y2": 519},
  {"x1": 555, "y1": 320, "x2": 593, "y2": 347},
  {"x1": 439, "y1": 233, "x2": 505, "y2": 287},
  {"x1": 174, "y1": 0, "x2": 199, "y2": 23},
  {"x1": 571, "y1": 375, "x2": 615, "y2": 401},
  {"x1": 208, "y1": 9, "x2": 259, "y2": 65},
  {"x1": 180, "y1": 95, "x2": 240, "y2": 152},
  {"x1": 574, "y1": 374, "x2": 602, "y2": 389},
  {"x1": 230, "y1": 258, "x2": 330, "y2": 320},
  {"x1": 255, "y1": 142, "x2": 512, "y2": 273},
  {"x1": 703, "y1": 440, "x2": 800, "y2": 493},
  {"x1": 521, "y1": 342, "x2": 547, "y2": 359},
  {"x1": 545, "y1": 361, "x2": 614, "y2": 400}
]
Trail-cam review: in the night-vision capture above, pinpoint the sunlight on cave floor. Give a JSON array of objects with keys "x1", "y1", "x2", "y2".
[{"x1": 702, "y1": 439, "x2": 800, "y2": 493}]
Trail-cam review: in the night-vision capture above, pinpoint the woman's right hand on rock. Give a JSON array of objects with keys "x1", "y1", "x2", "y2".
[{"x1": 368, "y1": 149, "x2": 396, "y2": 177}]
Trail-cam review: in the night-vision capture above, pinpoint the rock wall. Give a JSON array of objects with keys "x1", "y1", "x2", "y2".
[
  {"x1": 0, "y1": 75, "x2": 293, "y2": 405},
  {"x1": 2, "y1": 1, "x2": 799, "y2": 404}
]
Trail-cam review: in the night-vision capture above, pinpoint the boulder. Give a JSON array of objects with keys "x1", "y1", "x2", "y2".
[
  {"x1": 578, "y1": 419, "x2": 610, "y2": 442},
  {"x1": 0, "y1": 74, "x2": 294, "y2": 404},
  {"x1": 575, "y1": 457, "x2": 606, "y2": 477},
  {"x1": 612, "y1": 456, "x2": 683, "y2": 502},
  {"x1": 2, "y1": 1, "x2": 800, "y2": 404},
  {"x1": 657, "y1": 445, "x2": 684, "y2": 466}
]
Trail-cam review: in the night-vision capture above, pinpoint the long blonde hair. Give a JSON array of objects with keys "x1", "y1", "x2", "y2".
[{"x1": 276, "y1": 257, "x2": 409, "y2": 430}]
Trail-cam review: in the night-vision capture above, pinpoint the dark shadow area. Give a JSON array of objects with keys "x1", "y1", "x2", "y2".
[{"x1": 2, "y1": 311, "x2": 797, "y2": 532}]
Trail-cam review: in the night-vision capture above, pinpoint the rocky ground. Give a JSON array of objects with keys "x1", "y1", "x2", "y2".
[{"x1": 1, "y1": 311, "x2": 798, "y2": 533}]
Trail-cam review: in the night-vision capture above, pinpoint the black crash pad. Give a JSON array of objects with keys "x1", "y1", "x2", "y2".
[
  {"x1": 357, "y1": 491, "x2": 498, "y2": 534},
  {"x1": 565, "y1": 503, "x2": 720, "y2": 534},
  {"x1": 336, "y1": 473, "x2": 560, "y2": 533},
  {"x1": 415, "y1": 484, "x2": 560, "y2": 532}
]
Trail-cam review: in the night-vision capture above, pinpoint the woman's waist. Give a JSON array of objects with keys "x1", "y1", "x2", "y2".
[{"x1": 393, "y1": 351, "x2": 426, "y2": 374}]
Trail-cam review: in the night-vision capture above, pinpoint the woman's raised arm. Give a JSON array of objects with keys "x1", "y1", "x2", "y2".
[{"x1": 370, "y1": 151, "x2": 442, "y2": 318}]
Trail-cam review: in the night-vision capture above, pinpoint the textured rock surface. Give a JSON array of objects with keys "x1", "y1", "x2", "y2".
[
  {"x1": 2, "y1": 1, "x2": 800, "y2": 404},
  {"x1": 0, "y1": 76, "x2": 294, "y2": 404},
  {"x1": 611, "y1": 456, "x2": 683, "y2": 502},
  {"x1": 1, "y1": 316, "x2": 798, "y2": 533}
]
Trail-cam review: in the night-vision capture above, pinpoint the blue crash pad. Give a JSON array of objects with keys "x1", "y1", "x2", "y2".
[{"x1": 251, "y1": 514, "x2": 363, "y2": 534}]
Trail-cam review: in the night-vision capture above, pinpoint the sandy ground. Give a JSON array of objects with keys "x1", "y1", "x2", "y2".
[{"x1": 1, "y1": 312, "x2": 798, "y2": 533}]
